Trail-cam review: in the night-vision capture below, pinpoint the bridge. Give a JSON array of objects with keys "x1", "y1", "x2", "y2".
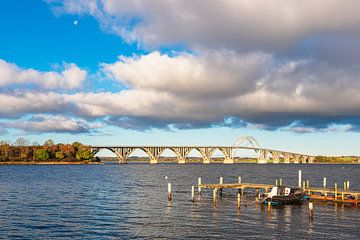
[{"x1": 89, "y1": 136, "x2": 315, "y2": 164}]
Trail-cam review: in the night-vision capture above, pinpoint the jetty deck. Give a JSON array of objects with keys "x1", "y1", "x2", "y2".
[{"x1": 198, "y1": 182, "x2": 360, "y2": 205}]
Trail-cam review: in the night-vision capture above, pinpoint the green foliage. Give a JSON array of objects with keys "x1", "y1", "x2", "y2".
[
  {"x1": 55, "y1": 151, "x2": 65, "y2": 159},
  {"x1": 75, "y1": 149, "x2": 93, "y2": 161},
  {"x1": 35, "y1": 149, "x2": 49, "y2": 161},
  {"x1": 72, "y1": 142, "x2": 82, "y2": 150}
]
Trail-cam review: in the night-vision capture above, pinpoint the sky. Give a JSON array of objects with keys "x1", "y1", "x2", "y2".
[{"x1": 1, "y1": 0, "x2": 360, "y2": 156}]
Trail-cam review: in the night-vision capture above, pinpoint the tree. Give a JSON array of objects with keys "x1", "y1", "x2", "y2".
[
  {"x1": 75, "y1": 149, "x2": 93, "y2": 161},
  {"x1": 55, "y1": 151, "x2": 65, "y2": 159},
  {"x1": 14, "y1": 138, "x2": 30, "y2": 146},
  {"x1": 72, "y1": 141, "x2": 82, "y2": 150},
  {"x1": 35, "y1": 149, "x2": 49, "y2": 161},
  {"x1": 44, "y1": 139, "x2": 54, "y2": 146}
]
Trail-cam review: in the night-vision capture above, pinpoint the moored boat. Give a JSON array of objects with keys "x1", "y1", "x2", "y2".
[{"x1": 258, "y1": 186, "x2": 307, "y2": 205}]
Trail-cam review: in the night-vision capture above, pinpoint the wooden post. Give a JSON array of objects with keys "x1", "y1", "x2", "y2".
[
  {"x1": 213, "y1": 188, "x2": 217, "y2": 208},
  {"x1": 237, "y1": 192, "x2": 241, "y2": 209},
  {"x1": 355, "y1": 194, "x2": 358, "y2": 206},
  {"x1": 347, "y1": 181, "x2": 350, "y2": 190},
  {"x1": 323, "y1": 177, "x2": 327, "y2": 189},
  {"x1": 309, "y1": 202, "x2": 313, "y2": 222},
  {"x1": 298, "y1": 170, "x2": 302, "y2": 188},
  {"x1": 341, "y1": 193, "x2": 345, "y2": 202},
  {"x1": 219, "y1": 177, "x2": 223, "y2": 197},
  {"x1": 279, "y1": 178, "x2": 283, "y2": 186},
  {"x1": 267, "y1": 201, "x2": 271, "y2": 214},
  {"x1": 238, "y1": 176, "x2": 242, "y2": 184},
  {"x1": 275, "y1": 179, "x2": 278, "y2": 186},
  {"x1": 255, "y1": 188, "x2": 259, "y2": 202},
  {"x1": 191, "y1": 186, "x2": 195, "y2": 202},
  {"x1": 344, "y1": 182, "x2": 347, "y2": 191},
  {"x1": 241, "y1": 187, "x2": 244, "y2": 195},
  {"x1": 168, "y1": 183, "x2": 172, "y2": 201},
  {"x1": 335, "y1": 183, "x2": 338, "y2": 201},
  {"x1": 198, "y1": 177, "x2": 202, "y2": 195},
  {"x1": 302, "y1": 181, "x2": 306, "y2": 191},
  {"x1": 306, "y1": 180, "x2": 309, "y2": 188}
]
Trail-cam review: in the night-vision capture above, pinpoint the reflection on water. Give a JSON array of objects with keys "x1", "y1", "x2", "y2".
[{"x1": 0, "y1": 164, "x2": 360, "y2": 239}]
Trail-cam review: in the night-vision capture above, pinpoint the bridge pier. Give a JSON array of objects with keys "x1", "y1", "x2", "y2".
[
  {"x1": 294, "y1": 155, "x2": 300, "y2": 164},
  {"x1": 257, "y1": 149, "x2": 268, "y2": 164}
]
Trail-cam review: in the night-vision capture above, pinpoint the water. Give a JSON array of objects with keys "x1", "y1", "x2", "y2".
[{"x1": 0, "y1": 164, "x2": 359, "y2": 239}]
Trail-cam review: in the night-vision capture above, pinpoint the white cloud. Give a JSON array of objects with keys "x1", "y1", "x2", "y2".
[
  {"x1": 50, "y1": 0, "x2": 360, "y2": 51},
  {"x1": 1, "y1": 115, "x2": 102, "y2": 134},
  {"x1": 0, "y1": 50, "x2": 360, "y2": 131},
  {"x1": 0, "y1": 60, "x2": 87, "y2": 89}
]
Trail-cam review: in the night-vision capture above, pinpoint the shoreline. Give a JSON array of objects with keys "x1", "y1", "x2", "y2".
[{"x1": 0, "y1": 161, "x2": 101, "y2": 165}]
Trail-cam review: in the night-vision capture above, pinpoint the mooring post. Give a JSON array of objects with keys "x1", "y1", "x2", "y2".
[
  {"x1": 341, "y1": 192, "x2": 345, "y2": 202},
  {"x1": 298, "y1": 170, "x2": 302, "y2": 188},
  {"x1": 335, "y1": 183, "x2": 338, "y2": 201},
  {"x1": 191, "y1": 186, "x2": 195, "y2": 202},
  {"x1": 237, "y1": 192, "x2": 241, "y2": 209},
  {"x1": 267, "y1": 201, "x2": 271, "y2": 215},
  {"x1": 344, "y1": 182, "x2": 347, "y2": 191},
  {"x1": 238, "y1": 176, "x2": 242, "y2": 184},
  {"x1": 302, "y1": 181, "x2": 306, "y2": 191},
  {"x1": 275, "y1": 179, "x2": 278, "y2": 186},
  {"x1": 309, "y1": 202, "x2": 313, "y2": 223},
  {"x1": 219, "y1": 177, "x2": 223, "y2": 197},
  {"x1": 213, "y1": 188, "x2": 217, "y2": 208},
  {"x1": 306, "y1": 180, "x2": 309, "y2": 188},
  {"x1": 198, "y1": 177, "x2": 202, "y2": 195},
  {"x1": 279, "y1": 178, "x2": 283, "y2": 187},
  {"x1": 347, "y1": 181, "x2": 350, "y2": 190},
  {"x1": 168, "y1": 183, "x2": 172, "y2": 201},
  {"x1": 323, "y1": 177, "x2": 327, "y2": 189}
]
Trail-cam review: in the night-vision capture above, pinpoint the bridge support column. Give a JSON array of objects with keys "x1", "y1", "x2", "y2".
[
  {"x1": 199, "y1": 147, "x2": 214, "y2": 164},
  {"x1": 257, "y1": 149, "x2": 268, "y2": 164},
  {"x1": 294, "y1": 155, "x2": 300, "y2": 164},
  {"x1": 114, "y1": 147, "x2": 136, "y2": 164},
  {"x1": 220, "y1": 147, "x2": 234, "y2": 164},
  {"x1": 271, "y1": 151, "x2": 280, "y2": 164},
  {"x1": 173, "y1": 147, "x2": 191, "y2": 164},
  {"x1": 144, "y1": 147, "x2": 165, "y2": 164},
  {"x1": 283, "y1": 153, "x2": 290, "y2": 164},
  {"x1": 309, "y1": 156, "x2": 315, "y2": 163}
]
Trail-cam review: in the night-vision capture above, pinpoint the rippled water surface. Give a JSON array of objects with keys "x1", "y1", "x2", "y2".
[{"x1": 0, "y1": 164, "x2": 360, "y2": 239}]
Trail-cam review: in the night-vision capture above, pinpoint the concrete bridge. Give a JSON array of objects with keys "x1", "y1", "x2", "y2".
[{"x1": 89, "y1": 136, "x2": 315, "y2": 164}]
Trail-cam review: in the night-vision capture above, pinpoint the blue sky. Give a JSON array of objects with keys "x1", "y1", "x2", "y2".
[{"x1": 1, "y1": 0, "x2": 360, "y2": 156}]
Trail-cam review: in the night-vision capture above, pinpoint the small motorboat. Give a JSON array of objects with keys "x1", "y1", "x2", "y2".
[{"x1": 258, "y1": 186, "x2": 307, "y2": 205}]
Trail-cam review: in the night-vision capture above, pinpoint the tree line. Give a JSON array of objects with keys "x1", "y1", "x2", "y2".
[{"x1": 0, "y1": 138, "x2": 96, "y2": 163}]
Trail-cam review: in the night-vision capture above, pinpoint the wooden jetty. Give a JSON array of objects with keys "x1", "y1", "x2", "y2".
[
  {"x1": 199, "y1": 183, "x2": 274, "y2": 194},
  {"x1": 198, "y1": 182, "x2": 360, "y2": 205}
]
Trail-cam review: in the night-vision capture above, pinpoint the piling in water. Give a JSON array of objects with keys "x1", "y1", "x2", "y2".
[
  {"x1": 198, "y1": 177, "x2": 202, "y2": 195},
  {"x1": 213, "y1": 188, "x2": 217, "y2": 208},
  {"x1": 191, "y1": 186, "x2": 195, "y2": 202},
  {"x1": 219, "y1": 177, "x2": 223, "y2": 197},
  {"x1": 168, "y1": 183, "x2": 172, "y2": 201},
  {"x1": 238, "y1": 176, "x2": 242, "y2": 184},
  {"x1": 275, "y1": 179, "x2": 278, "y2": 186},
  {"x1": 309, "y1": 202, "x2": 313, "y2": 222},
  {"x1": 347, "y1": 181, "x2": 350, "y2": 190},
  {"x1": 323, "y1": 177, "x2": 327, "y2": 189},
  {"x1": 237, "y1": 192, "x2": 241, "y2": 209},
  {"x1": 298, "y1": 170, "x2": 302, "y2": 188},
  {"x1": 279, "y1": 178, "x2": 283, "y2": 186}
]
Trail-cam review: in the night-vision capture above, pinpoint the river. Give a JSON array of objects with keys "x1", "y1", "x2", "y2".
[{"x1": 0, "y1": 164, "x2": 359, "y2": 239}]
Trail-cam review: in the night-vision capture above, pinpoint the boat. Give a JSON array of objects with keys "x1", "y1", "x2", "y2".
[{"x1": 258, "y1": 186, "x2": 307, "y2": 205}]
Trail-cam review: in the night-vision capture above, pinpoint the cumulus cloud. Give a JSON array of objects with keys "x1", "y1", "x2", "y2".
[
  {"x1": 0, "y1": 51, "x2": 359, "y2": 132},
  {"x1": 1, "y1": 115, "x2": 102, "y2": 134},
  {"x1": 49, "y1": 0, "x2": 360, "y2": 52},
  {"x1": 0, "y1": 60, "x2": 87, "y2": 89},
  {"x1": 0, "y1": 1, "x2": 355, "y2": 134}
]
